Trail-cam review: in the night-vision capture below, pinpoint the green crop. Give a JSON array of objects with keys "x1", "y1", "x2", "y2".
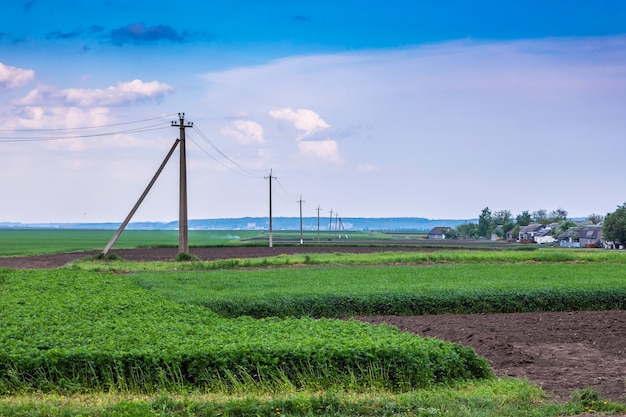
[
  {"x1": 0, "y1": 269, "x2": 491, "y2": 394},
  {"x1": 130, "y1": 263, "x2": 626, "y2": 317}
]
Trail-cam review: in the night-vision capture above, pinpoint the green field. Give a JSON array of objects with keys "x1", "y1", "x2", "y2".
[
  {"x1": 0, "y1": 230, "x2": 262, "y2": 256},
  {"x1": 1, "y1": 237, "x2": 625, "y2": 416},
  {"x1": 128, "y1": 262, "x2": 626, "y2": 318},
  {"x1": 0, "y1": 229, "x2": 420, "y2": 257}
]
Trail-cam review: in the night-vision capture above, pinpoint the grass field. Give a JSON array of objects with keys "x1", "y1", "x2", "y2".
[
  {"x1": 0, "y1": 229, "x2": 423, "y2": 257},
  {"x1": 0, "y1": 230, "x2": 263, "y2": 256},
  {"x1": 1, "y1": 234, "x2": 625, "y2": 416}
]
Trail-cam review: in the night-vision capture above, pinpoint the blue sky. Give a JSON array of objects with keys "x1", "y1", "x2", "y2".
[{"x1": 1, "y1": 1, "x2": 626, "y2": 223}]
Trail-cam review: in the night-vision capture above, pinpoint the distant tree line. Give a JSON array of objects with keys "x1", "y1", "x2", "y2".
[{"x1": 450, "y1": 205, "x2": 626, "y2": 243}]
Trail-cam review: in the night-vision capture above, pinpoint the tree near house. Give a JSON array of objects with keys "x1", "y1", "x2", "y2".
[
  {"x1": 532, "y1": 209, "x2": 548, "y2": 223},
  {"x1": 603, "y1": 203, "x2": 626, "y2": 245},
  {"x1": 552, "y1": 220, "x2": 577, "y2": 238},
  {"x1": 587, "y1": 213, "x2": 604, "y2": 225},
  {"x1": 492, "y1": 210, "x2": 514, "y2": 238},
  {"x1": 477, "y1": 207, "x2": 492, "y2": 238},
  {"x1": 532, "y1": 208, "x2": 568, "y2": 224},
  {"x1": 548, "y1": 208, "x2": 568, "y2": 222},
  {"x1": 456, "y1": 222, "x2": 478, "y2": 239},
  {"x1": 516, "y1": 211, "x2": 532, "y2": 226}
]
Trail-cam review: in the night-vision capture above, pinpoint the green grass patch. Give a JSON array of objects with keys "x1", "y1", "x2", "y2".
[
  {"x1": 1, "y1": 381, "x2": 624, "y2": 416},
  {"x1": 0, "y1": 230, "x2": 261, "y2": 256},
  {"x1": 69, "y1": 248, "x2": 626, "y2": 273},
  {"x1": 129, "y1": 263, "x2": 626, "y2": 318},
  {"x1": 0, "y1": 269, "x2": 491, "y2": 395}
]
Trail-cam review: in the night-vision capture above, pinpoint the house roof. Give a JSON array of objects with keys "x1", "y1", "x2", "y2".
[
  {"x1": 579, "y1": 225, "x2": 603, "y2": 240},
  {"x1": 535, "y1": 229, "x2": 553, "y2": 237},
  {"x1": 428, "y1": 226, "x2": 450, "y2": 234},
  {"x1": 520, "y1": 224, "x2": 545, "y2": 233},
  {"x1": 557, "y1": 227, "x2": 579, "y2": 240}
]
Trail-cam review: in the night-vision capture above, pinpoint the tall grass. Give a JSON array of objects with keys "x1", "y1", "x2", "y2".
[
  {"x1": 70, "y1": 248, "x2": 626, "y2": 273},
  {"x1": 1, "y1": 380, "x2": 624, "y2": 416}
]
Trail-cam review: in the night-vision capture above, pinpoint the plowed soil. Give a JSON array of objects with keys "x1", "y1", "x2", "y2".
[{"x1": 1, "y1": 245, "x2": 624, "y2": 403}]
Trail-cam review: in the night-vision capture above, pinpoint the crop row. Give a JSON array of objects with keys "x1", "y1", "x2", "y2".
[
  {"x1": 130, "y1": 263, "x2": 626, "y2": 318},
  {"x1": 0, "y1": 269, "x2": 491, "y2": 394}
]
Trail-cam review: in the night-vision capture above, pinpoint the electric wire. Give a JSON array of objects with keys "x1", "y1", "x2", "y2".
[
  {"x1": 275, "y1": 177, "x2": 301, "y2": 201},
  {"x1": 0, "y1": 114, "x2": 177, "y2": 132},
  {"x1": 0, "y1": 123, "x2": 171, "y2": 142},
  {"x1": 186, "y1": 131, "x2": 260, "y2": 179},
  {"x1": 192, "y1": 124, "x2": 266, "y2": 178}
]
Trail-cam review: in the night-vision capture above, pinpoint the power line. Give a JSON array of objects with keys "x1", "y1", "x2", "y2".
[
  {"x1": 186, "y1": 132, "x2": 260, "y2": 179},
  {"x1": 275, "y1": 177, "x2": 300, "y2": 201},
  {"x1": 0, "y1": 114, "x2": 177, "y2": 132},
  {"x1": 192, "y1": 124, "x2": 266, "y2": 178},
  {"x1": 0, "y1": 123, "x2": 171, "y2": 142}
]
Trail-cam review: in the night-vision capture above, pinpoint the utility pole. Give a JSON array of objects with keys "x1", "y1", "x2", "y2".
[
  {"x1": 265, "y1": 169, "x2": 276, "y2": 247},
  {"x1": 171, "y1": 113, "x2": 193, "y2": 254},
  {"x1": 102, "y1": 111, "x2": 193, "y2": 256},
  {"x1": 298, "y1": 195, "x2": 305, "y2": 245},
  {"x1": 328, "y1": 208, "x2": 333, "y2": 239},
  {"x1": 316, "y1": 205, "x2": 322, "y2": 244}
]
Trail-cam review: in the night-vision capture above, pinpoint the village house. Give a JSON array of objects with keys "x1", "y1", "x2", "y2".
[
  {"x1": 518, "y1": 223, "x2": 546, "y2": 242},
  {"x1": 578, "y1": 225, "x2": 604, "y2": 247},
  {"x1": 558, "y1": 227, "x2": 580, "y2": 248},
  {"x1": 427, "y1": 226, "x2": 452, "y2": 240},
  {"x1": 534, "y1": 228, "x2": 556, "y2": 244}
]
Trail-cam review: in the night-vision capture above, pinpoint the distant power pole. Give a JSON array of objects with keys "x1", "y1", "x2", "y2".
[
  {"x1": 298, "y1": 195, "x2": 305, "y2": 245},
  {"x1": 316, "y1": 205, "x2": 322, "y2": 243},
  {"x1": 328, "y1": 208, "x2": 333, "y2": 239},
  {"x1": 171, "y1": 113, "x2": 193, "y2": 254},
  {"x1": 265, "y1": 169, "x2": 276, "y2": 248}
]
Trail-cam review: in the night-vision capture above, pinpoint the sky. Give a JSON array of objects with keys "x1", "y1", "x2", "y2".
[{"x1": 1, "y1": 1, "x2": 626, "y2": 223}]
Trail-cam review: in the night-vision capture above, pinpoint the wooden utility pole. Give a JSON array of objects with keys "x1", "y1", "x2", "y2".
[
  {"x1": 316, "y1": 205, "x2": 322, "y2": 243},
  {"x1": 328, "y1": 208, "x2": 333, "y2": 239},
  {"x1": 265, "y1": 169, "x2": 276, "y2": 247},
  {"x1": 171, "y1": 113, "x2": 193, "y2": 254},
  {"x1": 101, "y1": 112, "x2": 193, "y2": 256},
  {"x1": 298, "y1": 195, "x2": 305, "y2": 245}
]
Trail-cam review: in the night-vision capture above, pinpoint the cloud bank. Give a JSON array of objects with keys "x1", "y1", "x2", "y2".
[
  {"x1": 200, "y1": 36, "x2": 626, "y2": 217},
  {"x1": 0, "y1": 62, "x2": 34, "y2": 90},
  {"x1": 17, "y1": 79, "x2": 172, "y2": 107}
]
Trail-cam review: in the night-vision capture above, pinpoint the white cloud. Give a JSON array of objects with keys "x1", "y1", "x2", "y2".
[
  {"x1": 9, "y1": 105, "x2": 111, "y2": 131},
  {"x1": 220, "y1": 119, "x2": 265, "y2": 144},
  {"x1": 0, "y1": 62, "x2": 34, "y2": 90},
  {"x1": 297, "y1": 139, "x2": 341, "y2": 164},
  {"x1": 269, "y1": 108, "x2": 330, "y2": 139},
  {"x1": 17, "y1": 79, "x2": 172, "y2": 107}
]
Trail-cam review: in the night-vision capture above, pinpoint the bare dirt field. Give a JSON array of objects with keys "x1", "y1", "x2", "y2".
[{"x1": 1, "y1": 245, "x2": 624, "y2": 403}]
